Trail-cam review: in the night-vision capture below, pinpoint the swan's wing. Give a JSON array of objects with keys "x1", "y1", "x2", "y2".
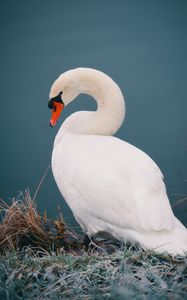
[{"x1": 53, "y1": 134, "x2": 174, "y2": 232}]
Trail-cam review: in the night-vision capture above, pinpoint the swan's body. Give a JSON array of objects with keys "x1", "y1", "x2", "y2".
[{"x1": 49, "y1": 68, "x2": 187, "y2": 255}]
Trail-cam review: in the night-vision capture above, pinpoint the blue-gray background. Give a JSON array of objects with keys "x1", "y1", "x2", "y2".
[{"x1": 1, "y1": 0, "x2": 187, "y2": 226}]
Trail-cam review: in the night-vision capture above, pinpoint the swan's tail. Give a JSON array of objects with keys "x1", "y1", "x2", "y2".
[{"x1": 142, "y1": 218, "x2": 187, "y2": 256}]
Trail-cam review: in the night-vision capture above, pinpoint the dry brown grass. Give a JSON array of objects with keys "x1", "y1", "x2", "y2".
[{"x1": 0, "y1": 190, "x2": 82, "y2": 253}]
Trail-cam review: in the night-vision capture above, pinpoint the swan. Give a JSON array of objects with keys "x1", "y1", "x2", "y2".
[{"x1": 48, "y1": 68, "x2": 187, "y2": 255}]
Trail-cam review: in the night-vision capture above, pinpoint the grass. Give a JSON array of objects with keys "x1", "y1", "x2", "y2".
[
  {"x1": 0, "y1": 192, "x2": 186, "y2": 299},
  {"x1": 0, "y1": 191, "x2": 83, "y2": 255},
  {"x1": 0, "y1": 245, "x2": 186, "y2": 299}
]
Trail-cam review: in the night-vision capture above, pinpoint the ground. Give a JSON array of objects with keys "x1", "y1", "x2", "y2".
[{"x1": 0, "y1": 246, "x2": 186, "y2": 300}]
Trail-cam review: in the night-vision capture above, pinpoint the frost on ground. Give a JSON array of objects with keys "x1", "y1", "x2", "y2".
[
  {"x1": 0, "y1": 191, "x2": 186, "y2": 299},
  {"x1": 0, "y1": 246, "x2": 187, "y2": 300}
]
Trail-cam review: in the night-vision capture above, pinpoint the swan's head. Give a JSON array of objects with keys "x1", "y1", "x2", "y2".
[{"x1": 48, "y1": 70, "x2": 80, "y2": 127}]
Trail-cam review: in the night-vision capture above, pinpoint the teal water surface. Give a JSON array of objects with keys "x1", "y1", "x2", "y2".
[{"x1": 0, "y1": 0, "x2": 187, "y2": 225}]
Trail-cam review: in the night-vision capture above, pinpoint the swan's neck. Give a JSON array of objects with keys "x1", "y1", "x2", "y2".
[{"x1": 60, "y1": 68, "x2": 125, "y2": 136}]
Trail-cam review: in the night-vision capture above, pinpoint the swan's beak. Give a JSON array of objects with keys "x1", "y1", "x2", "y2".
[{"x1": 49, "y1": 102, "x2": 64, "y2": 127}]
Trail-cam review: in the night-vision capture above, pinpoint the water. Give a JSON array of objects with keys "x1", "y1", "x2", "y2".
[{"x1": 0, "y1": 0, "x2": 186, "y2": 226}]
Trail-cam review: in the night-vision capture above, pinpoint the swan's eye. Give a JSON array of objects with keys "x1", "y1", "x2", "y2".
[
  {"x1": 48, "y1": 100, "x2": 54, "y2": 109},
  {"x1": 48, "y1": 91, "x2": 64, "y2": 109}
]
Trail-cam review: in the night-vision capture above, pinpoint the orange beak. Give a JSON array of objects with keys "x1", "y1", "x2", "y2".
[{"x1": 49, "y1": 102, "x2": 64, "y2": 127}]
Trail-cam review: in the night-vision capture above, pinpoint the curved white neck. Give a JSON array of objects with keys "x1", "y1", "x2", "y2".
[{"x1": 56, "y1": 68, "x2": 125, "y2": 136}]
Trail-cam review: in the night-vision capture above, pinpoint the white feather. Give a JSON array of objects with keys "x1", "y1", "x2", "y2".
[{"x1": 50, "y1": 68, "x2": 187, "y2": 255}]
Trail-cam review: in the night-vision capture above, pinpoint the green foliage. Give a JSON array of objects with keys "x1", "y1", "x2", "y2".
[{"x1": 0, "y1": 246, "x2": 186, "y2": 300}]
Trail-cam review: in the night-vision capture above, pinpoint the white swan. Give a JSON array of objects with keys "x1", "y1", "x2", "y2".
[{"x1": 48, "y1": 68, "x2": 187, "y2": 255}]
